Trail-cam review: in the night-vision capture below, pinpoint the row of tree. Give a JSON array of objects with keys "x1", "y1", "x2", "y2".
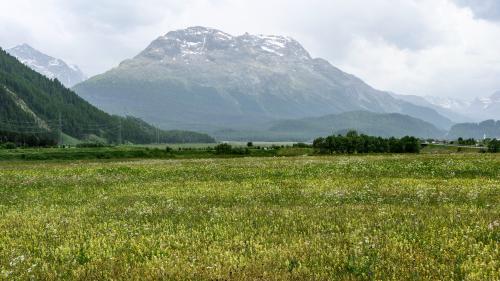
[
  {"x1": 313, "y1": 131, "x2": 421, "y2": 154},
  {"x1": 0, "y1": 130, "x2": 57, "y2": 147},
  {"x1": 456, "y1": 137, "x2": 477, "y2": 146}
]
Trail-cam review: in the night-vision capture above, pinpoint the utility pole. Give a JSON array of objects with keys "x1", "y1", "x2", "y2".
[
  {"x1": 156, "y1": 126, "x2": 160, "y2": 144},
  {"x1": 118, "y1": 119, "x2": 122, "y2": 145},
  {"x1": 58, "y1": 112, "x2": 63, "y2": 147}
]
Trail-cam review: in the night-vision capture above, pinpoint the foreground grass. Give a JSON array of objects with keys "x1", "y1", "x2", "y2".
[{"x1": 0, "y1": 154, "x2": 499, "y2": 280}]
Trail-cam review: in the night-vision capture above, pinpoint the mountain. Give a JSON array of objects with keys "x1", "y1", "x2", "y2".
[
  {"x1": 7, "y1": 44, "x2": 86, "y2": 88},
  {"x1": 422, "y1": 92, "x2": 500, "y2": 121},
  {"x1": 0, "y1": 47, "x2": 215, "y2": 145},
  {"x1": 269, "y1": 111, "x2": 445, "y2": 138},
  {"x1": 448, "y1": 120, "x2": 500, "y2": 140},
  {"x1": 74, "y1": 26, "x2": 453, "y2": 135},
  {"x1": 212, "y1": 111, "x2": 445, "y2": 141},
  {"x1": 390, "y1": 93, "x2": 472, "y2": 123},
  {"x1": 466, "y1": 92, "x2": 500, "y2": 121},
  {"x1": 423, "y1": 96, "x2": 471, "y2": 112}
]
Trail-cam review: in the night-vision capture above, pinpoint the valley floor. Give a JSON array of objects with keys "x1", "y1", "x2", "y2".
[{"x1": 0, "y1": 154, "x2": 499, "y2": 280}]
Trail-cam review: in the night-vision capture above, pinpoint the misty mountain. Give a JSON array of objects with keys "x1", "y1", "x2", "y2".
[
  {"x1": 390, "y1": 93, "x2": 472, "y2": 123},
  {"x1": 211, "y1": 111, "x2": 445, "y2": 141},
  {"x1": 74, "y1": 26, "x2": 453, "y2": 135},
  {"x1": 7, "y1": 44, "x2": 86, "y2": 88},
  {"x1": 423, "y1": 96, "x2": 471, "y2": 112},
  {"x1": 466, "y1": 91, "x2": 500, "y2": 121},
  {"x1": 269, "y1": 111, "x2": 445, "y2": 138},
  {"x1": 422, "y1": 92, "x2": 500, "y2": 121}
]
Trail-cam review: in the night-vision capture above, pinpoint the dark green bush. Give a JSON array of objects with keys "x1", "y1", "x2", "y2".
[
  {"x1": 215, "y1": 143, "x2": 250, "y2": 155},
  {"x1": 0, "y1": 142, "x2": 17, "y2": 149},
  {"x1": 76, "y1": 142, "x2": 108, "y2": 148},
  {"x1": 488, "y1": 139, "x2": 500, "y2": 153},
  {"x1": 313, "y1": 131, "x2": 421, "y2": 154}
]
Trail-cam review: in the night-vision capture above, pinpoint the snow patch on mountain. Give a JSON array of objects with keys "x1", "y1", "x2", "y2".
[
  {"x1": 423, "y1": 92, "x2": 500, "y2": 121},
  {"x1": 6, "y1": 44, "x2": 86, "y2": 88},
  {"x1": 139, "y1": 26, "x2": 311, "y2": 62},
  {"x1": 423, "y1": 96, "x2": 470, "y2": 111}
]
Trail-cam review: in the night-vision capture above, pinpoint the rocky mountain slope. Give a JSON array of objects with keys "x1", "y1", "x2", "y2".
[
  {"x1": 74, "y1": 26, "x2": 453, "y2": 134},
  {"x1": 7, "y1": 44, "x2": 86, "y2": 88}
]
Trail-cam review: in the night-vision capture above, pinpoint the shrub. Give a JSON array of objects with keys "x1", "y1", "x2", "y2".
[
  {"x1": 215, "y1": 143, "x2": 233, "y2": 154},
  {"x1": 215, "y1": 143, "x2": 250, "y2": 155},
  {"x1": 77, "y1": 142, "x2": 108, "y2": 148},
  {"x1": 488, "y1": 139, "x2": 500, "y2": 153},
  {"x1": 0, "y1": 142, "x2": 17, "y2": 149},
  {"x1": 293, "y1": 143, "x2": 311, "y2": 148}
]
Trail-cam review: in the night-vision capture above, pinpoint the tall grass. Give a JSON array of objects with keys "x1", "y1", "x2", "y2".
[{"x1": 0, "y1": 154, "x2": 498, "y2": 280}]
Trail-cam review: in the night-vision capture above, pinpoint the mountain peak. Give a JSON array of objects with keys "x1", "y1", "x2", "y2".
[
  {"x1": 7, "y1": 44, "x2": 86, "y2": 88},
  {"x1": 138, "y1": 27, "x2": 311, "y2": 61},
  {"x1": 164, "y1": 26, "x2": 233, "y2": 41},
  {"x1": 8, "y1": 43, "x2": 44, "y2": 57},
  {"x1": 13, "y1": 43, "x2": 35, "y2": 50}
]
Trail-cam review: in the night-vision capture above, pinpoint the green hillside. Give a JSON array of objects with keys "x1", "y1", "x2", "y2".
[
  {"x1": 448, "y1": 120, "x2": 500, "y2": 139},
  {"x1": 214, "y1": 111, "x2": 446, "y2": 141},
  {"x1": 271, "y1": 111, "x2": 444, "y2": 137},
  {"x1": 0, "y1": 48, "x2": 215, "y2": 145}
]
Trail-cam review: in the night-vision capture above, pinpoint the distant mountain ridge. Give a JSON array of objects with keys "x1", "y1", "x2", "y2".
[
  {"x1": 421, "y1": 92, "x2": 500, "y2": 121},
  {"x1": 448, "y1": 120, "x2": 500, "y2": 140},
  {"x1": 212, "y1": 111, "x2": 445, "y2": 141},
  {"x1": 74, "y1": 26, "x2": 453, "y2": 136},
  {"x1": 467, "y1": 91, "x2": 500, "y2": 120},
  {"x1": 7, "y1": 44, "x2": 86, "y2": 88},
  {"x1": 390, "y1": 93, "x2": 472, "y2": 123}
]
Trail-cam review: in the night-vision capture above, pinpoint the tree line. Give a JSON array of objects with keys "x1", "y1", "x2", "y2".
[
  {"x1": 0, "y1": 130, "x2": 57, "y2": 148},
  {"x1": 313, "y1": 131, "x2": 421, "y2": 154}
]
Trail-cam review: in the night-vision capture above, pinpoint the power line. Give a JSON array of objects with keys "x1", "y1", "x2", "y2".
[
  {"x1": 118, "y1": 118, "x2": 122, "y2": 145},
  {"x1": 58, "y1": 112, "x2": 63, "y2": 147}
]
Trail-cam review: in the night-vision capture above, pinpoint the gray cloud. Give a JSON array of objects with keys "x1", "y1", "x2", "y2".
[
  {"x1": 454, "y1": 0, "x2": 500, "y2": 21},
  {"x1": 1, "y1": 0, "x2": 500, "y2": 100}
]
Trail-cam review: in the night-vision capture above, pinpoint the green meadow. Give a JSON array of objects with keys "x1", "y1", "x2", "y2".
[{"x1": 0, "y1": 154, "x2": 499, "y2": 280}]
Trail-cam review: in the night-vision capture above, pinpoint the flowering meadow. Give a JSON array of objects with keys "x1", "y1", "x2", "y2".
[{"x1": 0, "y1": 154, "x2": 499, "y2": 280}]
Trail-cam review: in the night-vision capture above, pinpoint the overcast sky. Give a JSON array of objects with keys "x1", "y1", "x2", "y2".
[{"x1": 1, "y1": 0, "x2": 500, "y2": 100}]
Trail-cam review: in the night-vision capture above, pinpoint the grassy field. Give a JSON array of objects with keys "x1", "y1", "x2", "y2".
[
  {"x1": 0, "y1": 154, "x2": 499, "y2": 280},
  {"x1": 421, "y1": 144, "x2": 485, "y2": 154}
]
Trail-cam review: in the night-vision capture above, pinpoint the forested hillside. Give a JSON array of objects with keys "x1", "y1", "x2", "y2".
[
  {"x1": 0, "y1": 48, "x2": 215, "y2": 145},
  {"x1": 269, "y1": 111, "x2": 445, "y2": 138},
  {"x1": 448, "y1": 120, "x2": 500, "y2": 139}
]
